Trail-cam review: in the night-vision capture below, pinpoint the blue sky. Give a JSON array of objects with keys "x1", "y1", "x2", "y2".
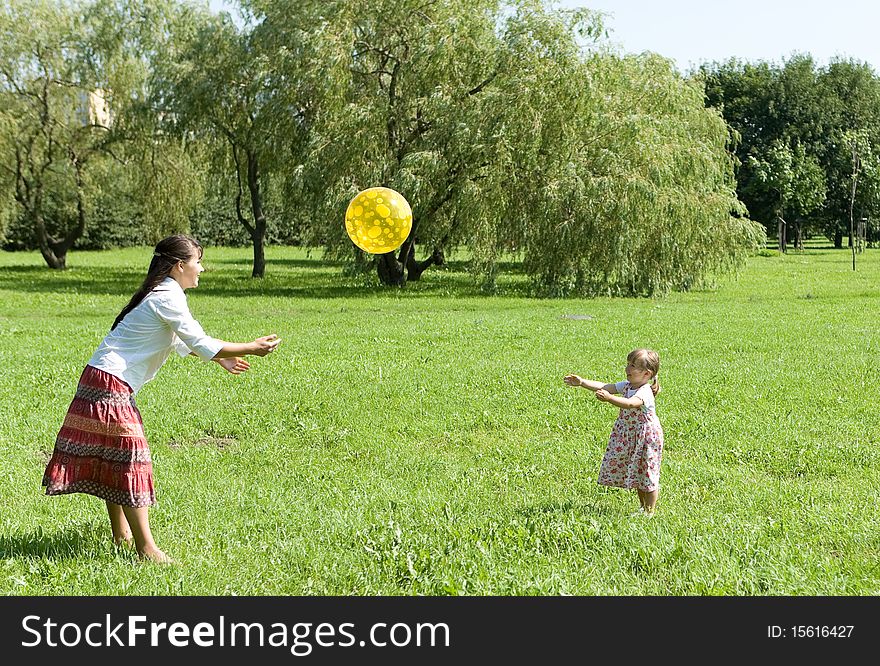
[
  {"x1": 208, "y1": 0, "x2": 880, "y2": 73},
  {"x1": 560, "y1": 0, "x2": 879, "y2": 72}
]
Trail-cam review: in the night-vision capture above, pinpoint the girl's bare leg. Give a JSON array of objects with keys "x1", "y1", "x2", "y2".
[
  {"x1": 120, "y1": 505, "x2": 172, "y2": 563},
  {"x1": 638, "y1": 490, "x2": 659, "y2": 514},
  {"x1": 105, "y1": 501, "x2": 133, "y2": 546}
]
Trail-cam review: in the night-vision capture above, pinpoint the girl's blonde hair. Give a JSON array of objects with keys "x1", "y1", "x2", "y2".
[{"x1": 628, "y1": 348, "x2": 661, "y2": 393}]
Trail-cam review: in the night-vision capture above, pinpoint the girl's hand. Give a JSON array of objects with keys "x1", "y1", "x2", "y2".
[
  {"x1": 595, "y1": 389, "x2": 611, "y2": 402},
  {"x1": 216, "y1": 357, "x2": 251, "y2": 375},
  {"x1": 250, "y1": 334, "x2": 281, "y2": 357},
  {"x1": 563, "y1": 374, "x2": 584, "y2": 387}
]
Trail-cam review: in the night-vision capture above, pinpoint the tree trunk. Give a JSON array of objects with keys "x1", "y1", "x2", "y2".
[
  {"x1": 849, "y1": 145, "x2": 859, "y2": 270},
  {"x1": 32, "y1": 215, "x2": 81, "y2": 269},
  {"x1": 251, "y1": 229, "x2": 265, "y2": 278},
  {"x1": 246, "y1": 150, "x2": 266, "y2": 278},
  {"x1": 834, "y1": 229, "x2": 843, "y2": 248},
  {"x1": 374, "y1": 176, "x2": 458, "y2": 286},
  {"x1": 776, "y1": 215, "x2": 786, "y2": 253},
  {"x1": 377, "y1": 216, "x2": 416, "y2": 286},
  {"x1": 377, "y1": 252, "x2": 406, "y2": 286},
  {"x1": 32, "y1": 206, "x2": 65, "y2": 269},
  {"x1": 406, "y1": 246, "x2": 445, "y2": 281},
  {"x1": 229, "y1": 137, "x2": 267, "y2": 278},
  {"x1": 32, "y1": 154, "x2": 88, "y2": 270},
  {"x1": 37, "y1": 237, "x2": 66, "y2": 269}
]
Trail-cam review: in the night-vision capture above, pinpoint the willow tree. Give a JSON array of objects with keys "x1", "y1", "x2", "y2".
[
  {"x1": 0, "y1": 0, "x2": 110, "y2": 268},
  {"x1": 475, "y1": 9, "x2": 764, "y2": 296},
  {"x1": 86, "y1": 0, "x2": 211, "y2": 245},
  {"x1": 251, "y1": 0, "x2": 518, "y2": 285},
  {"x1": 0, "y1": 0, "x2": 204, "y2": 265},
  {"x1": 154, "y1": 10, "x2": 278, "y2": 277},
  {"x1": 256, "y1": 0, "x2": 762, "y2": 294}
]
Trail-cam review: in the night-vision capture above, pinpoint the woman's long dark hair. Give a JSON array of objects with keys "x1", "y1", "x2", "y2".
[{"x1": 111, "y1": 235, "x2": 203, "y2": 331}]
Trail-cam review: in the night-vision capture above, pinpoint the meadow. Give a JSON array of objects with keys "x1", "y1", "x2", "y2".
[{"x1": 0, "y1": 244, "x2": 878, "y2": 595}]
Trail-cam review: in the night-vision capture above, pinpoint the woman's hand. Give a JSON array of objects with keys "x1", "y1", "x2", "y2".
[
  {"x1": 563, "y1": 374, "x2": 584, "y2": 387},
  {"x1": 216, "y1": 357, "x2": 251, "y2": 375},
  {"x1": 250, "y1": 334, "x2": 282, "y2": 356}
]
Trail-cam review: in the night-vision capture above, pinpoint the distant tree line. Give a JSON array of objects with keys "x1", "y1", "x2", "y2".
[
  {"x1": 701, "y1": 55, "x2": 880, "y2": 251},
  {"x1": 1, "y1": 0, "x2": 765, "y2": 295}
]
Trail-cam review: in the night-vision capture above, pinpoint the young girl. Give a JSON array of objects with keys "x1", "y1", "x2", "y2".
[
  {"x1": 564, "y1": 348, "x2": 664, "y2": 515},
  {"x1": 42, "y1": 234, "x2": 281, "y2": 563}
]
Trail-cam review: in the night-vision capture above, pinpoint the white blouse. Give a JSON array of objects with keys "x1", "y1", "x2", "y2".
[{"x1": 88, "y1": 277, "x2": 224, "y2": 394}]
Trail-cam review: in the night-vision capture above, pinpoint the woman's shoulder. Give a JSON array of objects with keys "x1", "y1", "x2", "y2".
[{"x1": 148, "y1": 278, "x2": 186, "y2": 304}]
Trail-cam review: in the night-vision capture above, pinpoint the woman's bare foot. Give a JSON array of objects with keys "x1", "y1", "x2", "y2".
[{"x1": 138, "y1": 546, "x2": 174, "y2": 564}]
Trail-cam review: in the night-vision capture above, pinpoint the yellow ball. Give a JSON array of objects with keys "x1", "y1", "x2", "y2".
[{"x1": 345, "y1": 187, "x2": 413, "y2": 254}]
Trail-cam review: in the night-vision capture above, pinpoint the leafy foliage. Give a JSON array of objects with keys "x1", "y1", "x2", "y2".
[
  {"x1": 703, "y1": 56, "x2": 880, "y2": 248},
  {"x1": 0, "y1": 0, "x2": 209, "y2": 261},
  {"x1": 3, "y1": 0, "x2": 765, "y2": 293},
  {"x1": 257, "y1": 0, "x2": 761, "y2": 294}
]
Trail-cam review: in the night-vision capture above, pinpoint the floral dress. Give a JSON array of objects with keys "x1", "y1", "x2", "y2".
[{"x1": 597, "y1": 381, "x2": 664, "y2": 492}]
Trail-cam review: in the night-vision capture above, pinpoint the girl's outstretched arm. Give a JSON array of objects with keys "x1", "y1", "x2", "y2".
[
  {"x1": 595, "y1": 390, "x2": 642, "y2": 409},
  {"x1": 563, "y1": 375, "x2": 618, "y2": 393}
]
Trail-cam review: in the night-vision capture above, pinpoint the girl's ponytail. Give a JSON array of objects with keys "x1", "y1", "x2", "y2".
[
  {"x1": 651, "y1": 374, "x2": 661, "y2": 397},
  {"x1": 110, "y1": 235, "x2": 202, "y2": 331}
]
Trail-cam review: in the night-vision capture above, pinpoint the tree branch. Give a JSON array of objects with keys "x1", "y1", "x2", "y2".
[
  {"x1": 229, "y1": 138, "x2": 255, "y2": 236},
  {"x1": 467, "y1": 71, "x2": 497, "y2": 97}
]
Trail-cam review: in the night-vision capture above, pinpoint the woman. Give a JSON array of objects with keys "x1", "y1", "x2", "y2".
[{"x1": 43, "y1": 234, "x2": 281, "y2": 563}]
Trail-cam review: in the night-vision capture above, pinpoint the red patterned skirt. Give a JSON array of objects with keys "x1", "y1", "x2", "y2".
[{"x1": 42, "y1": 365, "x2": 156, "y2": 507}]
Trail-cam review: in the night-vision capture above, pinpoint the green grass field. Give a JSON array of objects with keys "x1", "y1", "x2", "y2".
[{"x1": 1, "y1": 244, "x2": 878, "y2": 595}]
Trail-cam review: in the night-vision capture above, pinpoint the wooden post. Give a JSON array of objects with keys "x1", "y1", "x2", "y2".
[{"x1": 777, "y1": 215, "x2": 786, "y2": 253}]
